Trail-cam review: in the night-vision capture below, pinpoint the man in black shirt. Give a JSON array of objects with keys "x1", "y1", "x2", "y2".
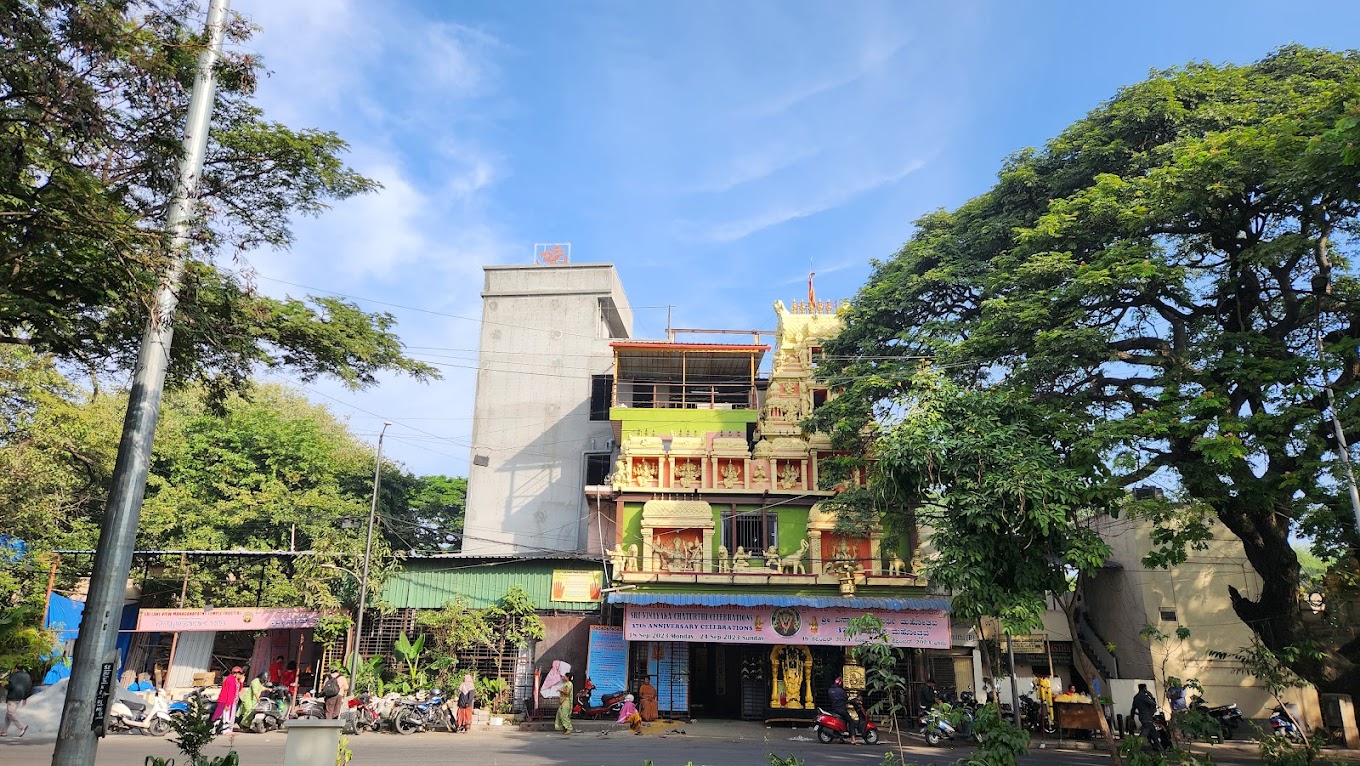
[
  {"x1": 919, "y1": 678, "x2": 941, "y2": 713},
  {"x1": 1131, "y1": 683, "x2": 1158, "y2": 743},
  {"x1": 827, "y1": 676, "x2": 857, "y2": 744}
]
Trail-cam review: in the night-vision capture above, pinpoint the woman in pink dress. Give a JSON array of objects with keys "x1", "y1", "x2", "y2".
[{"x1": 212, "y1": 667, "x2": 244, "y2": 733}]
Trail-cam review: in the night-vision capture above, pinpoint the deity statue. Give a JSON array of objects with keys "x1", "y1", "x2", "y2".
[
  {"x1": 608, "y1": 543, "x2": 628, "y2": 575},
  {"x1": 733, "y1": 546, "x2": 750, "y2": 570},
  {"x1": 764, "y1": 545, "x2": 780, "y2": 570},
  {"x1": 717, "y1": 545, "x2": 730, "y2": 573},
  {"x1": 777, "y1": 462, "x2": 801, "y2": 489},
  {"x1": 721, "y1": 462, "x2": 741, "y2": 489},
  {"x1": 626, "y1": 543, "x2": 640, "y2": 572},
  {"x1": 610, "y1": 457, "x2": 631, "y2": 491},
  {"x1": 833, "y1": 538, "x2": 854, "y2": 565},
  {"x1": 633, "y1": 460, "x2": 655, "y2": 486},
  {"x1": 687, "y1": 540, "x2": 704, "y2": 571},
  {"x1": 752, "y1": 462, "x2": 768, "y2": 483},
  {"x1": 676, "y1": 461, "x2": 700, "y2": 488}
]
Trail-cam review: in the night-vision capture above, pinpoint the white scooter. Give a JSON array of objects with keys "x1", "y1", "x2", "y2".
[{"x1": 108, "y1": 692, "x2": 173, "y2": 736}]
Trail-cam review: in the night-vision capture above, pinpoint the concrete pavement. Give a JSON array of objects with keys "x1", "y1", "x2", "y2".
[{"x1": 1, "y1": 720, "x2": 1352, "y2": 766}]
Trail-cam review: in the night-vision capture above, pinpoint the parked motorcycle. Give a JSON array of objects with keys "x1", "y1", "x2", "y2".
[
  {"x1": 1018, "y1": 693, "x2": 1055, "y2": 734},
  {"x1": 572, "y1": 678, "x2": 626, "y2": 720},
  {"x1": 348, "y1": 693, "x2": 384, "y2": 733},
  {"x1": 813, "y1": 706, "x2": 880, "y2": 745},
  {"x1": 1189, "y1": 696, "x2": 1243, "y2": 740},
  {"x1": 107, "y1": 692, "x2": 173, "y2": 736},
  {"x1": 168, "y1": 686, "x2": 219, "y2": 720},
  {"x1": 918, "y1": 702, "x2": 981, "y2": 746},
  {"x1": 1270, "y1": 705, "x2": 1303, "y2": 741},
  {"x1": 245, "y1": 683, "x2": 288, "y2": 733},
  {"x1": 391, "y1": 690, "x2": 452, "y2": 734},
  {"x1": 291, "y1": 692, "x2": 327, "y2": 720}
]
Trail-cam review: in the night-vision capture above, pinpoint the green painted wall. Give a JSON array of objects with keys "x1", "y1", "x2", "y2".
[
  {"x1": 777, "y1": 505, "x2": 811, "y2": 556},
  {"x1": 381, "y1": 559, "x2": 601, "y2": 611},
  {"x1": 620, "y1": 502, "x2": 644, "y2": 547},
  {"x1": 610, "y1": 407, "x2": 757, "y2": 437}
]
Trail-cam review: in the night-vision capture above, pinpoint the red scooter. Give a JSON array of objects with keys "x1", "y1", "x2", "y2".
[
  {"x1": 572, "y1": 678, "x2": 627, "y2": 719},
  {"x1": 814, "y1": 704, "x2": 880, "y2": 745}
]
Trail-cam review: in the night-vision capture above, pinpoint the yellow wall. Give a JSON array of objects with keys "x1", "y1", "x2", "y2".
[{"x1": 1084, "y1": 515, "x2": 1321, "y2": 726}]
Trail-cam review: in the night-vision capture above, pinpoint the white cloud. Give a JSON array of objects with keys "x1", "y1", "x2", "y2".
[
  {"x1": 742, "y1": 37, "x2": 912, "y2": 119},
  {"x1": 682, "y1": 143, "x2": 820, "y2": 194},
  {"x1": 227, "y1": 0, "x2": 515, "y2": 475},
  {"x1": 681, "y1": 157, "x2": 927, "y2": 243}
]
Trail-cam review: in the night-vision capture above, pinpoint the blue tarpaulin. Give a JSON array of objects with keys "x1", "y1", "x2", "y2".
[{"x1": 45, "y1": 593, "x2": 140, "y2": 678}]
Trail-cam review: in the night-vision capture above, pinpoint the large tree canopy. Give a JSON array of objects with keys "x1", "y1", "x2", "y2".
[
  {"x1": 812, "y1": 46, "x2": 1360, "y2": 697},
  {"x1": 0, "y1": 0, "x2": 436, "y2": 391},
  {"x1": 0, "y1": 349, "x2": 461, "y2": 611}
]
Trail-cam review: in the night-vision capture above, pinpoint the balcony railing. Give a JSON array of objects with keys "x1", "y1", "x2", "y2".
[{"x1": 613, "y1": 380, "x2": 756, "y2": 410}]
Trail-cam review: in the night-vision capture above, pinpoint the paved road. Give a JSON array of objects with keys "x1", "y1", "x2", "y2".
[{"x1": 0, "y1": 728, "x2": 1287, "y2": 766}]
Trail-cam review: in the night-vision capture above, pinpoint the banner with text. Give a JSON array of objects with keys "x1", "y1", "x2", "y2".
[
  {"x1": 136, "y1": 607, "x2": 321, "y2": 632},
  {"x1": 624, "y1": 604, "x2": 950, "y2": 648},
  {"x1": 586, "y1": 626, "x2": 629, "y2": 697}
]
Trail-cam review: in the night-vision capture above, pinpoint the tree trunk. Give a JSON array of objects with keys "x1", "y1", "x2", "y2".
[
  {"x1": 1062, "y1": 589, "x2": 1122, "y2": 766},
  {"x1": 1218, "y1": 501, "x2": 1360, "y2": 700}
]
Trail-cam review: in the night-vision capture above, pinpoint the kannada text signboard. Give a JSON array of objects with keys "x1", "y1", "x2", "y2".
[
  {"x1": 135, "y1": 607, "x2": 321, "y2": 632},
  {"x1": 623, "y1": 604, "x2": 950, "y2": 649}
]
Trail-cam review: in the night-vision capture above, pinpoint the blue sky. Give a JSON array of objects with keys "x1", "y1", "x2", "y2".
[{"x1": 228, "y1": 0, "x2": 1360, "y2": 476}]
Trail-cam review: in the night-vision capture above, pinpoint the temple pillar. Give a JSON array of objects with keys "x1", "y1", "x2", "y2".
[
  {"x1": 642, "y1": 528, "x2": 656, "y2": 572},
  {"x1": 869, "y1": 533, "x2": 882, "y2": 575},
  {"x1": 701, "y1": 528, "x2": 714, "y2": 572},
  {"x1": 809, "y1": 530, "x2": 823, "y2": 575}
]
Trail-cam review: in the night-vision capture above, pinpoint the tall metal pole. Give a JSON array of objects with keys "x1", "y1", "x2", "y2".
[
  {"x1": 1006, "y1": 631, "x2": 1021, "y2": 728},
  {"x1": 349, "y1": 422, "x2": 391, "y2": 696},
  {"x1": 52, "y1": 2, "x2": 230, "y2": 763}
]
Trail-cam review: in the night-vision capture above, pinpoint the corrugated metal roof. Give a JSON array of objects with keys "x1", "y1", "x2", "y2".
[
  {"x1": 382, "y1": 560, "x2": 603, "y2": 611},
  {"x1": 606, "y1": 592, "x2": 951, "y2": 612}
]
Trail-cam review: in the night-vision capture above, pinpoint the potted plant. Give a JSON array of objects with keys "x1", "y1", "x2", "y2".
[{"x1": 476, "y1": 678, "x2": 510, "y2": 725}]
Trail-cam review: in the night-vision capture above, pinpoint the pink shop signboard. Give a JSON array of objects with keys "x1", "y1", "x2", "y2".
[
  {"x1": 623, "y1": 605, "x2": 950, "y2": 649},
  {"x1": 136, "y1": 608, "x2": 321, "y2": 632}
]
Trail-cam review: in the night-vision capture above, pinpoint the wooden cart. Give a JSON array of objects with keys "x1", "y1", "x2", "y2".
[{"x1": 1054, "y1": 701, "x2": 1102, "y2": 735}]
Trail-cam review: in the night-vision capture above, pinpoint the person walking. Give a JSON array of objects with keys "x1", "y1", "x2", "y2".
[
  {"x1": 213, "y1": 667, "x2": 244, "y2": 734},
  {"x1": 827, "y1": 676, "x2": 857, "y2": 744},
  {"x1": 1131, "y1": 683, "x2": 1158, "y2": 743},
  {"x1": 555, "y1": 672, "x2": 574, "y2": 734},
  {"x1": 321, "y1": 670, "x2": 348, "y2": 720},
  {"x1": 617, "y1": 693, "x2": 643, "y2": 734},
  {"x1": 1, "y1": 665, "x2": 32, "y2": 737},
  {"x1": 455, "y1": 674, "x2": 475, "y2": 733}
]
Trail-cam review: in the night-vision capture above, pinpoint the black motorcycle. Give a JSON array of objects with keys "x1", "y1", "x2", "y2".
[{"x1": 1190, "y1": 696, "x2": 1243, "y2": 740}]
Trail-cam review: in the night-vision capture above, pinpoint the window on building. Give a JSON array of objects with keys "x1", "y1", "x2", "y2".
[
  {"x1": 590, "y1": 375, "x2": 612, "y2": 420},
  {"x1": 585, "y1": 453, "x2": 612, "y2": 486},
  {"x1": 1159, "y1": 607, "x2": 1177, "y2": 622},
  {"x1": 812, "y1": 388, "x2": 829, "y2": 411},
  {"x1": 722, "y1": 512, "x2": 777, "y2": 554}
]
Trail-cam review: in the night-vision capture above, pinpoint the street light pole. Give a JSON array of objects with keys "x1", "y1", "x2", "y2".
[
  {"x1": 349, "y1": 421, "x2": 390, "y2": 697},
  {"x1": 52, "y1": 3, "x2": 230, "y2": 763}
]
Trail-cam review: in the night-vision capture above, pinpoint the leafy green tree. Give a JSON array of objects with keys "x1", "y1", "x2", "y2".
[
  {"x1": 813, "y1": 45, "x2": 1360, "y2": 698},
  {"x1": 0, "y1": 0, "x2": 436, "y2": 393},
  {"x1": 0, "y1": 350, "x2": 412, "y2": 610},
  {"x1": 384, "y1": 475, "x2": 467, "y2": 552},
  {"x1": 827, "y1": 368, "x2": 1123, "y2": 760}
]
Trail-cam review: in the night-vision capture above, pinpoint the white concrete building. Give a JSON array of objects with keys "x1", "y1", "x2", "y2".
[{"x1": 460, "y1": 263, "x2": 632, "y2": 555}]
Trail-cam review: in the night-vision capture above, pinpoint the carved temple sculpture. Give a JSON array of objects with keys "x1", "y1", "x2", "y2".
[
  {"x1": 803, "y1": 502, "x2": 881, "y2": 576},
  {"x1": 769, "y1": 645, "x2": 813, "y2": 709},
  {"x1": 640, "y1": 497, "x2": 715, "y2": 573}
]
